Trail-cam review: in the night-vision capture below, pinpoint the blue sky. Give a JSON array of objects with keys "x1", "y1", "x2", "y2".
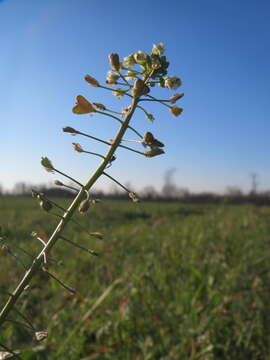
[{"x1": 1, "y1": 0, "x2": 270, "y2": 193}]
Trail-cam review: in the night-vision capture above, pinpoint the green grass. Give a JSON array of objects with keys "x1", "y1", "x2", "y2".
[{"x1": 1, "y1": 197, "x2": 270, "y2": 359}]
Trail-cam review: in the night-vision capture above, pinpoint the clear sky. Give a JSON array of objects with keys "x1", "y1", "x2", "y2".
[{"x1": 1, "y1": 0, "x2": 270, "y2": 194}]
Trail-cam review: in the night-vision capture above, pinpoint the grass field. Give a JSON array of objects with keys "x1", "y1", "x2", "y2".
[{"x1": 1, "y1": 197, "x2": 270, "y2": 359}]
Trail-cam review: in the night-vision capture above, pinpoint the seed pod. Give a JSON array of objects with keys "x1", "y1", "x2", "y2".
[
  {"x1": 84, "y1": 74, "x2": 100, "y2": 87},
  {"x1": 72, "y1": 95, "x2": 96, "y2": 114},
  {"x1": 54, "y1": 180, "x2": 63, "y2": 186},
  {"x1": 41, "y1": 157, "x2": 54, "y2": 172},
  {"x1": 93, "y1": 102, "x2": 106, "y2": 111},
  {"x1": 142, "y1": 132, "x2": 164, "y2": 148},
  {"x1": 79, "y1": 199, "x2": 90, "y2": 214},
  {"x1": 170, "y1": 105, "x2": 183, "y2": 117},
  {"x1": 170, "y1": 93, "x2": 184, "y2": 104},
  {"x1": 144, "y1": 148, "x2": 165, "y2": 158},
  {"x1": 72, "y1": 143, "x2": 84, "y2": 153},
  {"x1": 109, "y1": 53, "x2": 121, "y2": 71},
  {"x1": 39, "y1": 200, "x2": 53, "y2": 212},
  {"x1": 62, "y1": 126, "x2": 78, "y2": 135}
]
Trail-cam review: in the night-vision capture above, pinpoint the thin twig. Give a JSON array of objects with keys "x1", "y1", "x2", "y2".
[
  {"x1": 59, "y1": 236, "x2": 98, "y2": 256},
  {"x1": 103, "y1": 172, "x2": 131, "y2": 193}
]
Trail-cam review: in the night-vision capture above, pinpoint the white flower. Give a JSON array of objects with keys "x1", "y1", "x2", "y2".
[
  {"x1": 123, "y1": 54, "x2": 135, "y2": 68},
  {"x1": 106, "y1": 70, "x2": 119, "y2": 84},
  {"x1": 133, "y1": 51, "x2": 148, "y2": 65}
]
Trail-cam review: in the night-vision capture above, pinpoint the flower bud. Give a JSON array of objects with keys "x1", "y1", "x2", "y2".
[
  {"x1": 109, "y1": 53, "x2": 121, "y2": 71},
  {"x1": 72, "y1": 143, "x2": 84, "y2": 153},
  {"x1": 164, "y1": 76, "x2": 182, "y2": 90},
  {"x1": 79, "y1": 199, "x2": 90, "y2": 214},
  {"x1": 72, "y1": 95, "x2": 96, "y2": 114},
  {"x1": 133, "y1": 51, "x2": 148, "y2": 65},
  {"x1": 129, "y1": 192, "x2": 140, "y2": 203},
  {"x1": 146, "y1": 113, "x2": 155, "y2": 122},
  {"x1": 93, "y1": 102, "x2": 106, "y2": 111},
  {"x1": 151, "y1": 56, "x2": 161, "y2": 69},
  {"x1": 106, "y1": 70, "x2": 120, "y2": 84},
  {"x1": 39, "y1": 200, "x2": 53, "y2": 212},
  {"x1": 170, "y1": 105, "x2": 183, "y2": 117},
  {"x1": 62, "y1": 126, "x2": 78, "y2": 135},
  {"x1": 144, "y1": 148, "x2": 165, "y2": 158},
  {"x1": 170, "y1": 93, "x2": 184, "y2": 104},
  {"x1": 123, "y1": 54, "x2": 136, "y2": 68},
  {"x1": 84, "y1": 74, "x2": 100, "y2": 87},
  {"x1": 41, "y1": 157, "x2": 54, "y2": 172},
  {"x1": 152, "y1": 42, "x2": 165, "y2": 56}
]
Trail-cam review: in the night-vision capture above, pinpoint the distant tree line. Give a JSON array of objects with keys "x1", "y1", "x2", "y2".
[{"x1": 1, "y1": 180, "x2": 270, "y2": 206}]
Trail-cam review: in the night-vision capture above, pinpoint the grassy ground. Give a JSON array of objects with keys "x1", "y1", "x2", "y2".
[{"x1": 1, "y1": 197, "x2": 270, "y2": 359}]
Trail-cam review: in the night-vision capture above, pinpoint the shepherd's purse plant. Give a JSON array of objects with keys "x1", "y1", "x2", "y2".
[{"x1": 0, "y1": 43, "x2": 183, "y2": 355}]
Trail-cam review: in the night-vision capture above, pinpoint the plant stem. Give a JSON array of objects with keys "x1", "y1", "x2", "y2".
[
  {"x1": 53, "y1": 169, "x2": 83, "y2": 188},
  {"x1": 0, "y1": 97, "x2": 139, "y2": 327},
  {"x1": 103, "y1": 172, "x2": 131, "y2": 193},
  {"x1": 83, "y1": 151, "x2": 105, "y2": 159},
  {"x1": 144, "y1": 94, "x2": 171, "y2": 108},
  {"x1": 95, "y1": 110, "x2": 143, "y2": 139}
]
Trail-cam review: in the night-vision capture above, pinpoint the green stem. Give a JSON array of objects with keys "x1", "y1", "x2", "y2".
[
  {"x1": 118, "y1": 144, "x2": 145, "y2": 156},
  {"x1": 83, "y1": 151, "x2": 105, "y2": 159},
  {"x1": 59, "y1": 236, "x2": 98, "y2": 256},
  {"x1": 144, "y1": 94, "x2": 171, "y2": 108},
  {"x1": 99, "y1": 84, "x2": 132, "y2": 98},
  {"x1": 77, "y1": 131, "x2": 111, "y2": 146},
  {"x1": 61, "y1": 184, "x2": 79, "y2": 193},
  {"x1": 139, "y1": 97, "x2": 171, "y2": 103},
  {"x1": 53, "y1": 169, "x2": 83, "y2": 188},
  {"x1": 117, "y1": 71, "x2": 131, "y2": 87},
  {"x1": 0, "y1": 95, "x2": 139, "y2": 330},
  {"x1": 137, "y1": 104, "x2": 149, "y2": 116},
  {"x1": 95, "y1": 110, "x2": 143, "y2": 139},
  {"x1": 44, "y1": 269, "x2": 76, "y2": 294},
  {"x1": 103, "y1": 172, "x2": 131, "y2": 193}
]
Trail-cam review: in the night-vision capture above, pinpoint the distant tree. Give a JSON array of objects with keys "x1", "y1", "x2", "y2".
[
  {"x1": 12, "y1": 182, "x2": 28, "y2": 195},
  {"x1": 226, "y1": 186, "x2": 243, "y2": 197},
  {"x1": 162, "y1": 168, "x2": 179, "y2": 199},
  {"x1": 141, "y1": 185, "x2": 159, "y2": 199},
  {"x1": 250, "y1": 172, "x2": 259, "y2": 195}
]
